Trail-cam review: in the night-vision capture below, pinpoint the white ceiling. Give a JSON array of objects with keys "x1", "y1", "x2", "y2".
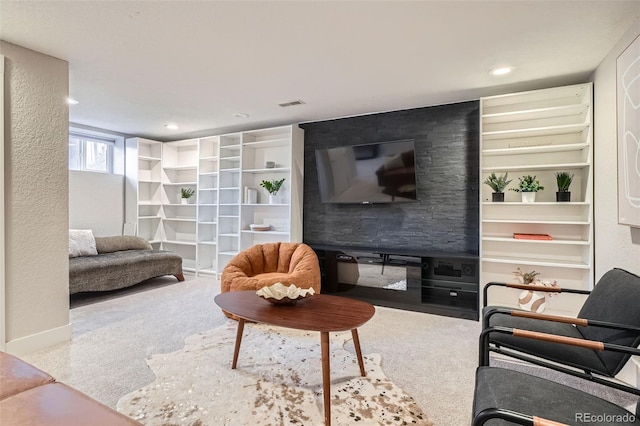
[{"x1": 1, "y1": 1, "x2": 639, "y2": 141}]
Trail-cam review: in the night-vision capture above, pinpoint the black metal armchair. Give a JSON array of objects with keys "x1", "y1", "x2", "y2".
[
  {"x1": 474, "y1": 325, "x2": 640, "y2": 425},
  {"x1": 482, "y1": 268, "x2": 640, "y2": 396}
]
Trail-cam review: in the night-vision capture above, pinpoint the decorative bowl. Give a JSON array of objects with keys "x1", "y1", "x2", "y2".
[
  {"x1": 256, "y1": 282, "x2": 315, "y2": 305},
  {"x1": 249, "y1": 224, "x2": 271, "y2": 231}
]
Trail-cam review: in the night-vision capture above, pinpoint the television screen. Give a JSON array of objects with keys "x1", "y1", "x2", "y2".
[{"x1": 315, "y1": 139, "x2": 417, "y2": 204}]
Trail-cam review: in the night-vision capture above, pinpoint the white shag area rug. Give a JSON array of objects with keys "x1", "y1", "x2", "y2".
[{"x1": 117, "y1": 321, "x2": 432, "y2": 426}]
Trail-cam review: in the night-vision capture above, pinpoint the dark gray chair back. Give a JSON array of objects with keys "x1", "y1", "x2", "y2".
[{"x1": 578, "y1": 268, "x2": 640, "y2": 375}]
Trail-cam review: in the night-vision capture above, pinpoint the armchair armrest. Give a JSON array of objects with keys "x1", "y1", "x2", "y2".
[
  {"x1": 479, "y1": 325, "x2": 640, "y2": 366},
  {"x1": 483, "y1": 307, "x2": 640, "y2": 334},
  {"x1": 483, "y1": 281, "x2": 591, "y2": 308},
  {"x1": 473, "y1": 408, "x2": 568, "y2": 426}
]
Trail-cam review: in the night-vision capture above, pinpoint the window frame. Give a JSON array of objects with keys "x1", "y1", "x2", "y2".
[{"x1": 68, "y1": 132, "x2": 115, "y2": 173}]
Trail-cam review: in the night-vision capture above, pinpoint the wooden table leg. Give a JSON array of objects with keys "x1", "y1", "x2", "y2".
[
  {"x1": 351, "y1": 329, "x2": 366, "y2": 377},
  {"x1": 232, "y1": 318, "x2": 245, "y2": 369},
  {"x1": 321, "y1": 331, "x2": 331, "y2": 426}
]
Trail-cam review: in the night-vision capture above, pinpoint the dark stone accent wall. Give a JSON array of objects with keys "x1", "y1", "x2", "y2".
[{"x1": 301, "y1": 101, "x2": 479, "y2": 254}]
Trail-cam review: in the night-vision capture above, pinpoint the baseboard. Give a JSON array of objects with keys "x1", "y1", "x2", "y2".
[{"x1": 5, "y1": 323, "x2": 72, "y2": 357}]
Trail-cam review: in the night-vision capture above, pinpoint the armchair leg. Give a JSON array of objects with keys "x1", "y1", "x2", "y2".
[{"x1": 174, "y1": 273, "x2": 185, "y2": 282}]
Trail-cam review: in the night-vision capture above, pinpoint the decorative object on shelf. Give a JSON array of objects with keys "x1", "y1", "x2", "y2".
[
  {"x1": 256, "y1": 282, "x2": 315, "y2": 304},
  {"x1": 483, "y1": 172, "x2": 512, "y2": 202},
  {"x1": 513, "y1": 267, "x2": 558, "y2": 313},
  {"x1": 249, "y1": 224, "x2": 270, "y2": 232},
  {"x1": 265, "y1": 161, "x2": 275, "y2": 169},
  {"x1": 555, "y1": 171, "x2": 574, "y2": 202},
  {"x1": 260, "y1": 178, "x2": 285, "y2": 204},
  {"x1": 510, "y1": 175, "x2": 544, "y2": 203},
  {"x1": 180, "y1": 187, "x2": 195, "y2": 205},
  {"x1": 617, "y1": 33, "x2": 640, "y2": 228},
  {"x1": 513, "y1": 233, "x2": 552, "y2": 240}
]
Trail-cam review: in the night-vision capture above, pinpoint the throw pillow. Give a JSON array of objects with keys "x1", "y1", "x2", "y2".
[{"x1": 69, "y1": 229, "x2": 98, "y2": 258}]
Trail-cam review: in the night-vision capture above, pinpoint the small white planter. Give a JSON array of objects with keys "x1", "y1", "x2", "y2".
[
  {"x1": 521, "y1": 192, "x2": 536, "y2": 203},
  {"x1": 269, "y1": 194, "x2": 277, "y2": 204},
  {"x1": 181, "y1": 198, "x2": 189, "y2": 205}
]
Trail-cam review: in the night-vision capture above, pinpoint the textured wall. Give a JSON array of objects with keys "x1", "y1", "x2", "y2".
[
  {"x1": 592, "y1": 21, "x2": 640, "y2": 279},
  {"x1": 301, "y1": 101, "x2": 479, "y2": 254},
  {"x1": 1, "y1": 41, "x2": 70, "y2": 347}
]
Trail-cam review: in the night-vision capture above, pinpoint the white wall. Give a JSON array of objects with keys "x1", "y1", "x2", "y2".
[
  {"x1": 69, "y1": 170, "x2": 124, "y2": 237},
  {"x1": 592, "y1": 19, "x2": 640, "y2": 280},
  {"x1": 1, "y1": 40, "x2": 71, "y2": 355}
]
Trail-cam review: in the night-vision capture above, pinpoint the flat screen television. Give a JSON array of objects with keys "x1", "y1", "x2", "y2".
[{"x1": 315, "y1": 139, "x2": 417, "y2": 204}]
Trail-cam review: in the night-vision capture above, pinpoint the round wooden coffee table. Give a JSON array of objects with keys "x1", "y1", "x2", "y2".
[{"x1": 214, "y1": 290, "x2": 375, "y2": 426}]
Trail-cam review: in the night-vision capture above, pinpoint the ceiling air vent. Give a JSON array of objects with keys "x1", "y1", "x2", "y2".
[{"x1": 278, "y1": 100, "x2": 305, "y2": 108}]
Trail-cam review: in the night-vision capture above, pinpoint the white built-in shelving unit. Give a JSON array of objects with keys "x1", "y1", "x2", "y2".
[
  {"x1": 161, "y1": 139, "x2": 199, "y2": 272},
  {"x1": 126, "y1": 125, "x2": 304, "y2": 276},
  {"x1": 480, "y1": 83, "x2": 594, "y2": 316},
  {"x1": 125, "y1": 138, "x2": 163, "y2": 249}
]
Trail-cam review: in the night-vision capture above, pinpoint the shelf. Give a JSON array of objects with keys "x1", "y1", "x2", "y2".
[
  {"x1": 163, "y1": 218, "x2": 196, "y2": 222},
  {"x1": 482, "y1": 123, "x2": 589, "y2": 141},
  {"x1": 163, "y1": 240, "x2": 196, "y2": 246},
  {"x1": 198, "y1": 221, "x2": 217, "y2": 225},
  {"x1": 243, "y1": 138, "x2": 289, "y2": 149},
  {"x1": 218, "y1": 250, "x2": 239, "y2": 256},
  {"x1": 163, "y1": 165, "x2": 197, "y2": 171},
  {"x1": 138, "y1": 215, "x2": 161, "y2": 220},
  {"x1": 199, "y1": 187, "x2": 218, "y2": 191},
  {"x1": 219, "y1": 168, "x2": 240, "y2": 172},
  {"x1": 482, "y1": 237, "x2": 589, "y2": 245},
  {"x1": 482, "y1": 162, "x2": 589, "y2": 172},
  {"x1": 481, "y1": 104, "x2": 589, "y2": 124},
  {"x1": 162, "y1": 182, "x2": 198, "y2": 186},
  {"x1": 482, "y1": 219, "x2": 590, "y2": 225},
  {"x1": 482, "y1": 201, "x2": 589, "y2": 206},
  {"x1": 242, "y1": 167, "x2": 290, "y2": 174},
  {"x1": 199, "y1": 171, "x2": 218, "y2": 176},
  {"x1": 199, "y1": 156, "x2": 218, "y2": 161},
  {"x1": 139, "y1": 155, "x2": 161, "y2": 161},
  {"x1": 241, "y1": 230, "x2": 289, "y2": 235},
  {"x1": 218, "y1": 233, "x2": 239, "y2": 237},
  {"x1": 482, "y1": 256, "x2": 590, "y2": 269},
  {"x1": 482, "y1": 142, "x2": 589, "y2": 156},
  {"x1": 163, "y1": 203, "x2": 197, "y2": 207},
  {"x1": 197, "y1": 241, "x2": 217, "y2": 245},
  {"x1": 138, "y1": 179, "x2": 161, "y2": 184}
]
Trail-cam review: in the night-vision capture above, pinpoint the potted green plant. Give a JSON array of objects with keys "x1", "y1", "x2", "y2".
[
  {"x1": 555, "y1": 171, "x2": 574, "y2": 202},
  {"x1": 510, "y1": 175, "x2": 544, "y2": 203},
  {"x1": 180, "y1": 187, "x2": 195, "y2": 204},
  {"x1": 260, "y1": 178, "x2": 285, "y2": 204},
  {"x1": 483, "y1": 172, "x2": 512, "y2": 202}
]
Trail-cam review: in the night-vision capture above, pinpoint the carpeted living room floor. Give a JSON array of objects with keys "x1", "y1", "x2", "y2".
[{"x1": 21, "y1": 274, "x2": 637, "y2": 425}]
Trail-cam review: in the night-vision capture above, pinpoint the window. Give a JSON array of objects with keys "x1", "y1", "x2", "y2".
[{"x1": 69, "y1": 133, "x2": 114, "y2": 173}]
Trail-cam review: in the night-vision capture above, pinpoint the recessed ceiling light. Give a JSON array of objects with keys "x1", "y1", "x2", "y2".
[
  {"x1": 490, "y1": 66, "x2": 514, "y2": 76},
  {"x1": 67, "y1": 97, "x2": 79, "y2": 105},
  {"x1": 164, "y1": 123, "x2": 179, "y2": 130},
  {"x1": 234, "y1": 113, "x2": 250, "y2": 118}
]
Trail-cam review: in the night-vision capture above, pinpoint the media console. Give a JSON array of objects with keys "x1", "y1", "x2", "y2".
[{"x1": 309, "y1": 244, "x2": 479, "y2": 320}]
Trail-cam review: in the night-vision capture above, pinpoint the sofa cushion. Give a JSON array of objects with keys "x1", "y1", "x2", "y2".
[
  {"x1": 69, "y1": 250, "x2": 182, "y2": 294},
  {"x1": 69, "y1": 229, "x2": 98, "y2": 258},
  {"x1": 0, "y1": 383, "x2": 141, "y2": 425},
  {"x1": 95, "y1": 236, "x2": 152, "y2": 254},
  {"x1": 0, "y1": 352, "x2": 54, "y2": 401}
]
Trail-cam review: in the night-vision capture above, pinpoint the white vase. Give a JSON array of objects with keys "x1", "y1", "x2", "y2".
[
  {"x1": 518, "y1": 290, "x2": 546, "y2": 313},
  {"x1": 269, "y1": 194, "x2": 277, "y2": 204},
  {"x1": 181, "y1": 198, "x2": 189, "y2": 205},
  {"x1": 521, "y1": 192, "x2": 536, "y2": 203}
]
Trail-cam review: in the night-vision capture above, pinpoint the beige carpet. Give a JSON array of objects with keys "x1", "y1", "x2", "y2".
[{"x1": 117, "y1": 321, "x2": 432, "y2": 425}]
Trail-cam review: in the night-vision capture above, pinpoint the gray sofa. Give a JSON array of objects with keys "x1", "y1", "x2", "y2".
[{"x1": 69, "y1": 236, "x2": 184, "y2": 295}]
